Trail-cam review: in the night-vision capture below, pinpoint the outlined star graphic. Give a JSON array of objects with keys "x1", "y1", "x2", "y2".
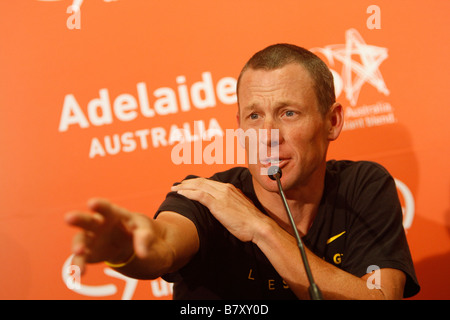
[{"x1": 312, "y1": 29, "x2": 390, "y2": 106}]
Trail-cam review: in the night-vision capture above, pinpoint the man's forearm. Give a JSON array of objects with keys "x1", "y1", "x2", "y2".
[
  {"x1": 105, "y1": 220, "x2": 176, "y2": 279},
  {"x1": 253, "y1": 219, "x2": 386, "y2": 300},
  {"x1": 108, "y1": 244, "x2": 174, "y2": 280}
]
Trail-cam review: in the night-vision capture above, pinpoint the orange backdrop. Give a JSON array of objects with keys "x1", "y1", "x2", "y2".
[{"x1": 1, "y1": 0, "x2": 449, "y2": 300}]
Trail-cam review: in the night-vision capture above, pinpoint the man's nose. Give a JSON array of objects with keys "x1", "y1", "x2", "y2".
[{"x1": 260, "y1": 119, "x2": 282, "y2": 147}]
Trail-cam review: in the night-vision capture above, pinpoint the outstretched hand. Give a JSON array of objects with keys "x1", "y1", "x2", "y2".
[{"x1": 65, "y1": 198, "x2": 155, "y2": 274}]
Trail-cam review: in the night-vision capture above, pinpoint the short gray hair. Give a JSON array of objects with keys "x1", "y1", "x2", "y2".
[{"x1": 237, "y1": 43, "x2": 336, "y2": 116}]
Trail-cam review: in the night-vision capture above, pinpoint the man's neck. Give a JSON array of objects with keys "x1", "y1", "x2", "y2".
[{"x1": 253, "y1": 169, "x2": 325, "y2": 236}]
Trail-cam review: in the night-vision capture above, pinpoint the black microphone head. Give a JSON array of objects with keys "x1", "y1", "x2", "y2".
[{"x1": 268, "y1": 166, "x2": 282, "y2": 180}]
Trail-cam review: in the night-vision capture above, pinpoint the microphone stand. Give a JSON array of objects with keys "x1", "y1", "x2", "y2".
[{"x1": 269, "y1": 166, "x2": 323, "y2": 300}]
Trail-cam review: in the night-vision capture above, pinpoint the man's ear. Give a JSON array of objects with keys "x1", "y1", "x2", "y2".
[
  {"x1": 327, "y1": 102, "x2": 344, "y2": 141},
  {"x1": 236, "y1": 111, "x2": 241, "y2": 128}
]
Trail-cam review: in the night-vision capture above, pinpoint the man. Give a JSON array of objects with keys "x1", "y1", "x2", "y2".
[{"x1": 65, "y1": 44, "x2": 420, "y2": 299}]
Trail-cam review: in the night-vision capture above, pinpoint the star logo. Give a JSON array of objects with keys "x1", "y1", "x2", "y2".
[{"x1": 312, "y1": 28, "x2": 390, "y2": 106}]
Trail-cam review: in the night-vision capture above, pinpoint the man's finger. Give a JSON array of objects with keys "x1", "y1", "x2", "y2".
[
  {"x1": 71, "y1": 253, "x2": 87, "y2": 275},
  {"x1": 87, "y1": 198, "x2": 132, "y2": 221},
  {"x1": 171, "y1": 178, "x2": 222, "y2": 194},
  {"x1": 127, "y1": 214, "x2": 157, "y2": 259},
  {"x1": 70, "y1": 232, "x2": 90, "y2": 274},
  {"x1": 175, "y1": 189, "x2": 216, "y2": 207},
  {"x1": 71, "y1": 232, "x2": 91, "y2": 256},
  {"x1": 65, "y1": 211, "x2": 104, "y2": 231}
]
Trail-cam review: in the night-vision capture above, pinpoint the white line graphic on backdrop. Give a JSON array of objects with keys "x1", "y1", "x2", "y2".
[{"x1": 312, "y1": 28, "x2": 389, "y2": 106}]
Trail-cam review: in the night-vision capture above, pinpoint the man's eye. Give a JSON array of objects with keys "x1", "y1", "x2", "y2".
[
  {"x1": 250, "y1": 113, "x2": 259, "y2": 120},
  {"x1": 284, "y1": 110, "x2": 295, "y2": 117}
]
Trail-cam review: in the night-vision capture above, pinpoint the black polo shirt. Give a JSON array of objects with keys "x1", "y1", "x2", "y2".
[{"x1": 155, "y1": 161, "x2": 420, "y2": 299}]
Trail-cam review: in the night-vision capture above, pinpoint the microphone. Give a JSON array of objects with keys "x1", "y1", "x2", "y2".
[{"x1": 268, "y1": 166, "x2": 323, "y2": 300}]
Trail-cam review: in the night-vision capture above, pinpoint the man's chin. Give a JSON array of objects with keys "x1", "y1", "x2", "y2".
[{"x1": 251, "y1": 168, "x2": 283, "y2": 192}]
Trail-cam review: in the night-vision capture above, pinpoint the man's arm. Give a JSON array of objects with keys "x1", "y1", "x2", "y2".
[
  {"x1": 254, "y1": 217, "x2": 406, "y2": 299},
  {"x1": 117, "y1": 211, "x2": 199, "y2": 279},
  {"x1": 65, "y1": 198, "x2": 199, "y2": 280}
]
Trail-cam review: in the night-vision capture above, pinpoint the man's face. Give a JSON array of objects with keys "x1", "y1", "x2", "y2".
[{"x1": 237, "y1": 63, "x2": 333, "y2": 193}]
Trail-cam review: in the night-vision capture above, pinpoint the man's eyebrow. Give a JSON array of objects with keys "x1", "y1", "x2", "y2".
[
  {"x1": 241, "y1": 101, "x2": 304, "y2": 113},
  {"x1": 241, "y1": 103, "x2": 258, "y2": 112},
  {"x1": 275, "y1": 100, "x2": 301, "y2": 108},
  {"x1": 243, "y1": 101, "x2": 299, "y2": 108}
]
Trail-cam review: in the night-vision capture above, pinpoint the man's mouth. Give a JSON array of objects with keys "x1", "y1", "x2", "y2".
[{"x1": 260, "y1": 158, "x2": 288, "y2": 167}]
